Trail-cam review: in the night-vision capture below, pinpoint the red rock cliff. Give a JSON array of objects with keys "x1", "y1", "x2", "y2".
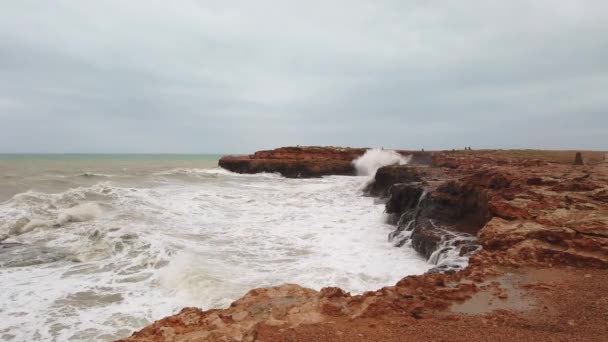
[{"x1": 219, "y1": 146, "x2": 368, "y2": 178}]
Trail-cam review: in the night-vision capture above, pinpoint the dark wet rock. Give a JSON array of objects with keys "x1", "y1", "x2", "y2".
[
  {"x1": 410, "y1": 220, "x2": 445, "y2": 259},
  {"x1": 385, "y1": 183, "x2": 425, "y2": 216},
  {"x1": 383, "y1": 170, "x2": 492, "y2": 261},
  {"x1": 365, "y1": 165, "x2": 424, "y2": 197},
  {"x1": 459, "y1": 244, "x2": 481, "y2": 257},
  {"x1": 422, "y1": 181, "x2": 492, "y2": 234},
  {"x1": 527, "y1": 177, "x2": 559, "y2": 186},
  {"x1": 425, "y1": 264, "x2": 459, "y2": 275}
]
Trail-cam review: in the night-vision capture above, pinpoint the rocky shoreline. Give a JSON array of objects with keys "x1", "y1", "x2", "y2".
[{"x1": 119, "y1": 147, "x2": 608, "y2": 342}]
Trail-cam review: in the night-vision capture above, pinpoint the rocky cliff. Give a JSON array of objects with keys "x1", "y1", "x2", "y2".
[{"x1": 119, "y1": 148, "x2": 608, "y2": 342}]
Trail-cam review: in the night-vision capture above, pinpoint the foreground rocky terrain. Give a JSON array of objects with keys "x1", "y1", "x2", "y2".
[{"x1": 120, "y1": 147, "x2": 608, "y2": 342}]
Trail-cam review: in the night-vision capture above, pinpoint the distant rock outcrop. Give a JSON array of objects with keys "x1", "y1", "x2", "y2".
[{"x1": 219, "y1": 146, "x2": 367, "y2": 178}]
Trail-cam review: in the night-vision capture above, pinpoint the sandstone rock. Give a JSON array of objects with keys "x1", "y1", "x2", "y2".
[
  {"x1": 551, "y1": 181, "x2": 601, "y2": 192},
  {"x1": 593, "y1": 189, "x2": 608, "y2": 202},
  {"x1": 385, "y1": 183, "x2": 425, "y2": 216},
  {"x1": 478, "y1": 218, "x2": 577, "y2": 250},
  {"x1": 219, "y1": 146, "x2": 367, "y2": 178}
]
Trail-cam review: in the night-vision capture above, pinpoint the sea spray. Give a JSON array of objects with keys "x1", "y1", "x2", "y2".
[
  {"x1": 352, "y1": 148, "x2": 411, "y2": 176},
  {"x1": 6, "y1": 202, "x2": 104, "y2": 235},
  {"x1": 57, "y1": 202, "x2": 104, "y2": 224}
]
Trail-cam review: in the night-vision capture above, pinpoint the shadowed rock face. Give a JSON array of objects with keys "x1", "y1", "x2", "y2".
[
  {"x1": 375, "y1": 158, "x2": 608, "y2": 269},
  {"x1": 219, "y1": 146, "x2": 367, "y2": 178},
  {"x1": 380, "y1": 168, "x2": 492, "y2": 263},
  {"x1": 365, "y1": 165, "x2": 424, "y2": 197}
]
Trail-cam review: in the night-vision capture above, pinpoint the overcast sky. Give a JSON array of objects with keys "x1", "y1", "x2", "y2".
[{"x1": 0, "y1": 1, "x2": 606, "y2": 153}]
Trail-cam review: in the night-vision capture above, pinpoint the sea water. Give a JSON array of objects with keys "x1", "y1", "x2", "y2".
[{"x1": 0, "y1": 154, "x2": 431, "y2": 341}]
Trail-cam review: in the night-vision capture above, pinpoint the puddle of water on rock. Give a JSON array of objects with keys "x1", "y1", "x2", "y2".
[{"x1": 450, "y1": 271, "x2": 535, "y2": 315}]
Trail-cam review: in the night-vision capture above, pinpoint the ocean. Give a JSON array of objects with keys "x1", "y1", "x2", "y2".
[{"x1": 0, "y1": 154, "x2": 430, "y2": 341}]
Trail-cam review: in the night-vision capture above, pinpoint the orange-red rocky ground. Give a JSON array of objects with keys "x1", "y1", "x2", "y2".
[{"x1": 120, "y1": 148, "x2": 608, "y2": 342}]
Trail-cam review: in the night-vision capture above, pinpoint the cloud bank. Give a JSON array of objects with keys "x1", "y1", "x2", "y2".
[{"x1": 1, "y1": 0, "x2": 607, "y2": 153}]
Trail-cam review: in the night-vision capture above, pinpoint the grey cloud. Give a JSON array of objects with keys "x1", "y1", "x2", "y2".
[{"x1": 0, "y1": 0, "x2": 606, "y2": 153}]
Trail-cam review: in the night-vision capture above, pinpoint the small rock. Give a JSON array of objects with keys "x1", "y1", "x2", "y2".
[{"x1": 574, "y1": 152, "x2": 584, "y2": 165}]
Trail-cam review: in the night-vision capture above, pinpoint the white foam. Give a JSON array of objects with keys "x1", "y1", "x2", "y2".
[
  {"x1": 57, "y1": 202, "x2": 104, "y2": 224},
  {"x1": 154, "y1": 167, "x2": 281, "y2": 178},
  {"x1": 0, "y1": 171, "x2": 431, "y2": 341},
  {"x1": 353, "y1": 149, "x2": 411, "y2": 176},
  {"x1": 2, "y1": 197, "x2": 105, "y2": 235}
]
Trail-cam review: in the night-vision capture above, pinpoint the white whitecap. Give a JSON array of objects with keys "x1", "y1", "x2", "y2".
[{"x1": 352, "y1": 148, "x2": 411, "y2": 176}]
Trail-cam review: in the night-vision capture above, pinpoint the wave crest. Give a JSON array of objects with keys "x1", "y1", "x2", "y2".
[{"x1": 353, "y1": 149, "x2": 411, "y2": 176}]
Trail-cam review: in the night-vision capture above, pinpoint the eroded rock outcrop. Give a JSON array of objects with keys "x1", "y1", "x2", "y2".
[
  {"x1": 377, "y1": 167, "x2": 493, "y2": 271},
  {"x1": 374, "y1": 153, "x2": 608, "y2": 271},
  {"x1": 219, "y1": 146, "x2": 368, "y2": 178}
]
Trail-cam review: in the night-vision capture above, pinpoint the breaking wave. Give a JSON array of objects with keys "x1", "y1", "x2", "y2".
[{"x1": 353, "y1": 149, "x2": 411, "y2": 176}]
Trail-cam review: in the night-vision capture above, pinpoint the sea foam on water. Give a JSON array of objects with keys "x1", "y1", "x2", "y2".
[{"x1": 0, "y1": 163, "x2": 430, "y2": 341}]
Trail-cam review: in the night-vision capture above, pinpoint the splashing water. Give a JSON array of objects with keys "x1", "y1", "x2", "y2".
[{"x1": 352, "y1": 149, "x2": 411, "y2": 176}]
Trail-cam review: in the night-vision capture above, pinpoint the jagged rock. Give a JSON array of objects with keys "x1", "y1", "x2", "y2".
[
  {"x1": 383, "y1": 173, "x2": 492, "y2": 260},
  {"x1": 479, "y1": 218, "x2": 577, "y2": 250},
  {"x1": 385, "y1": 183, "x2": 425, "y2": 215},
  {"x1": 365, "y1": 165, "x2": 424, "y2": 197}
]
